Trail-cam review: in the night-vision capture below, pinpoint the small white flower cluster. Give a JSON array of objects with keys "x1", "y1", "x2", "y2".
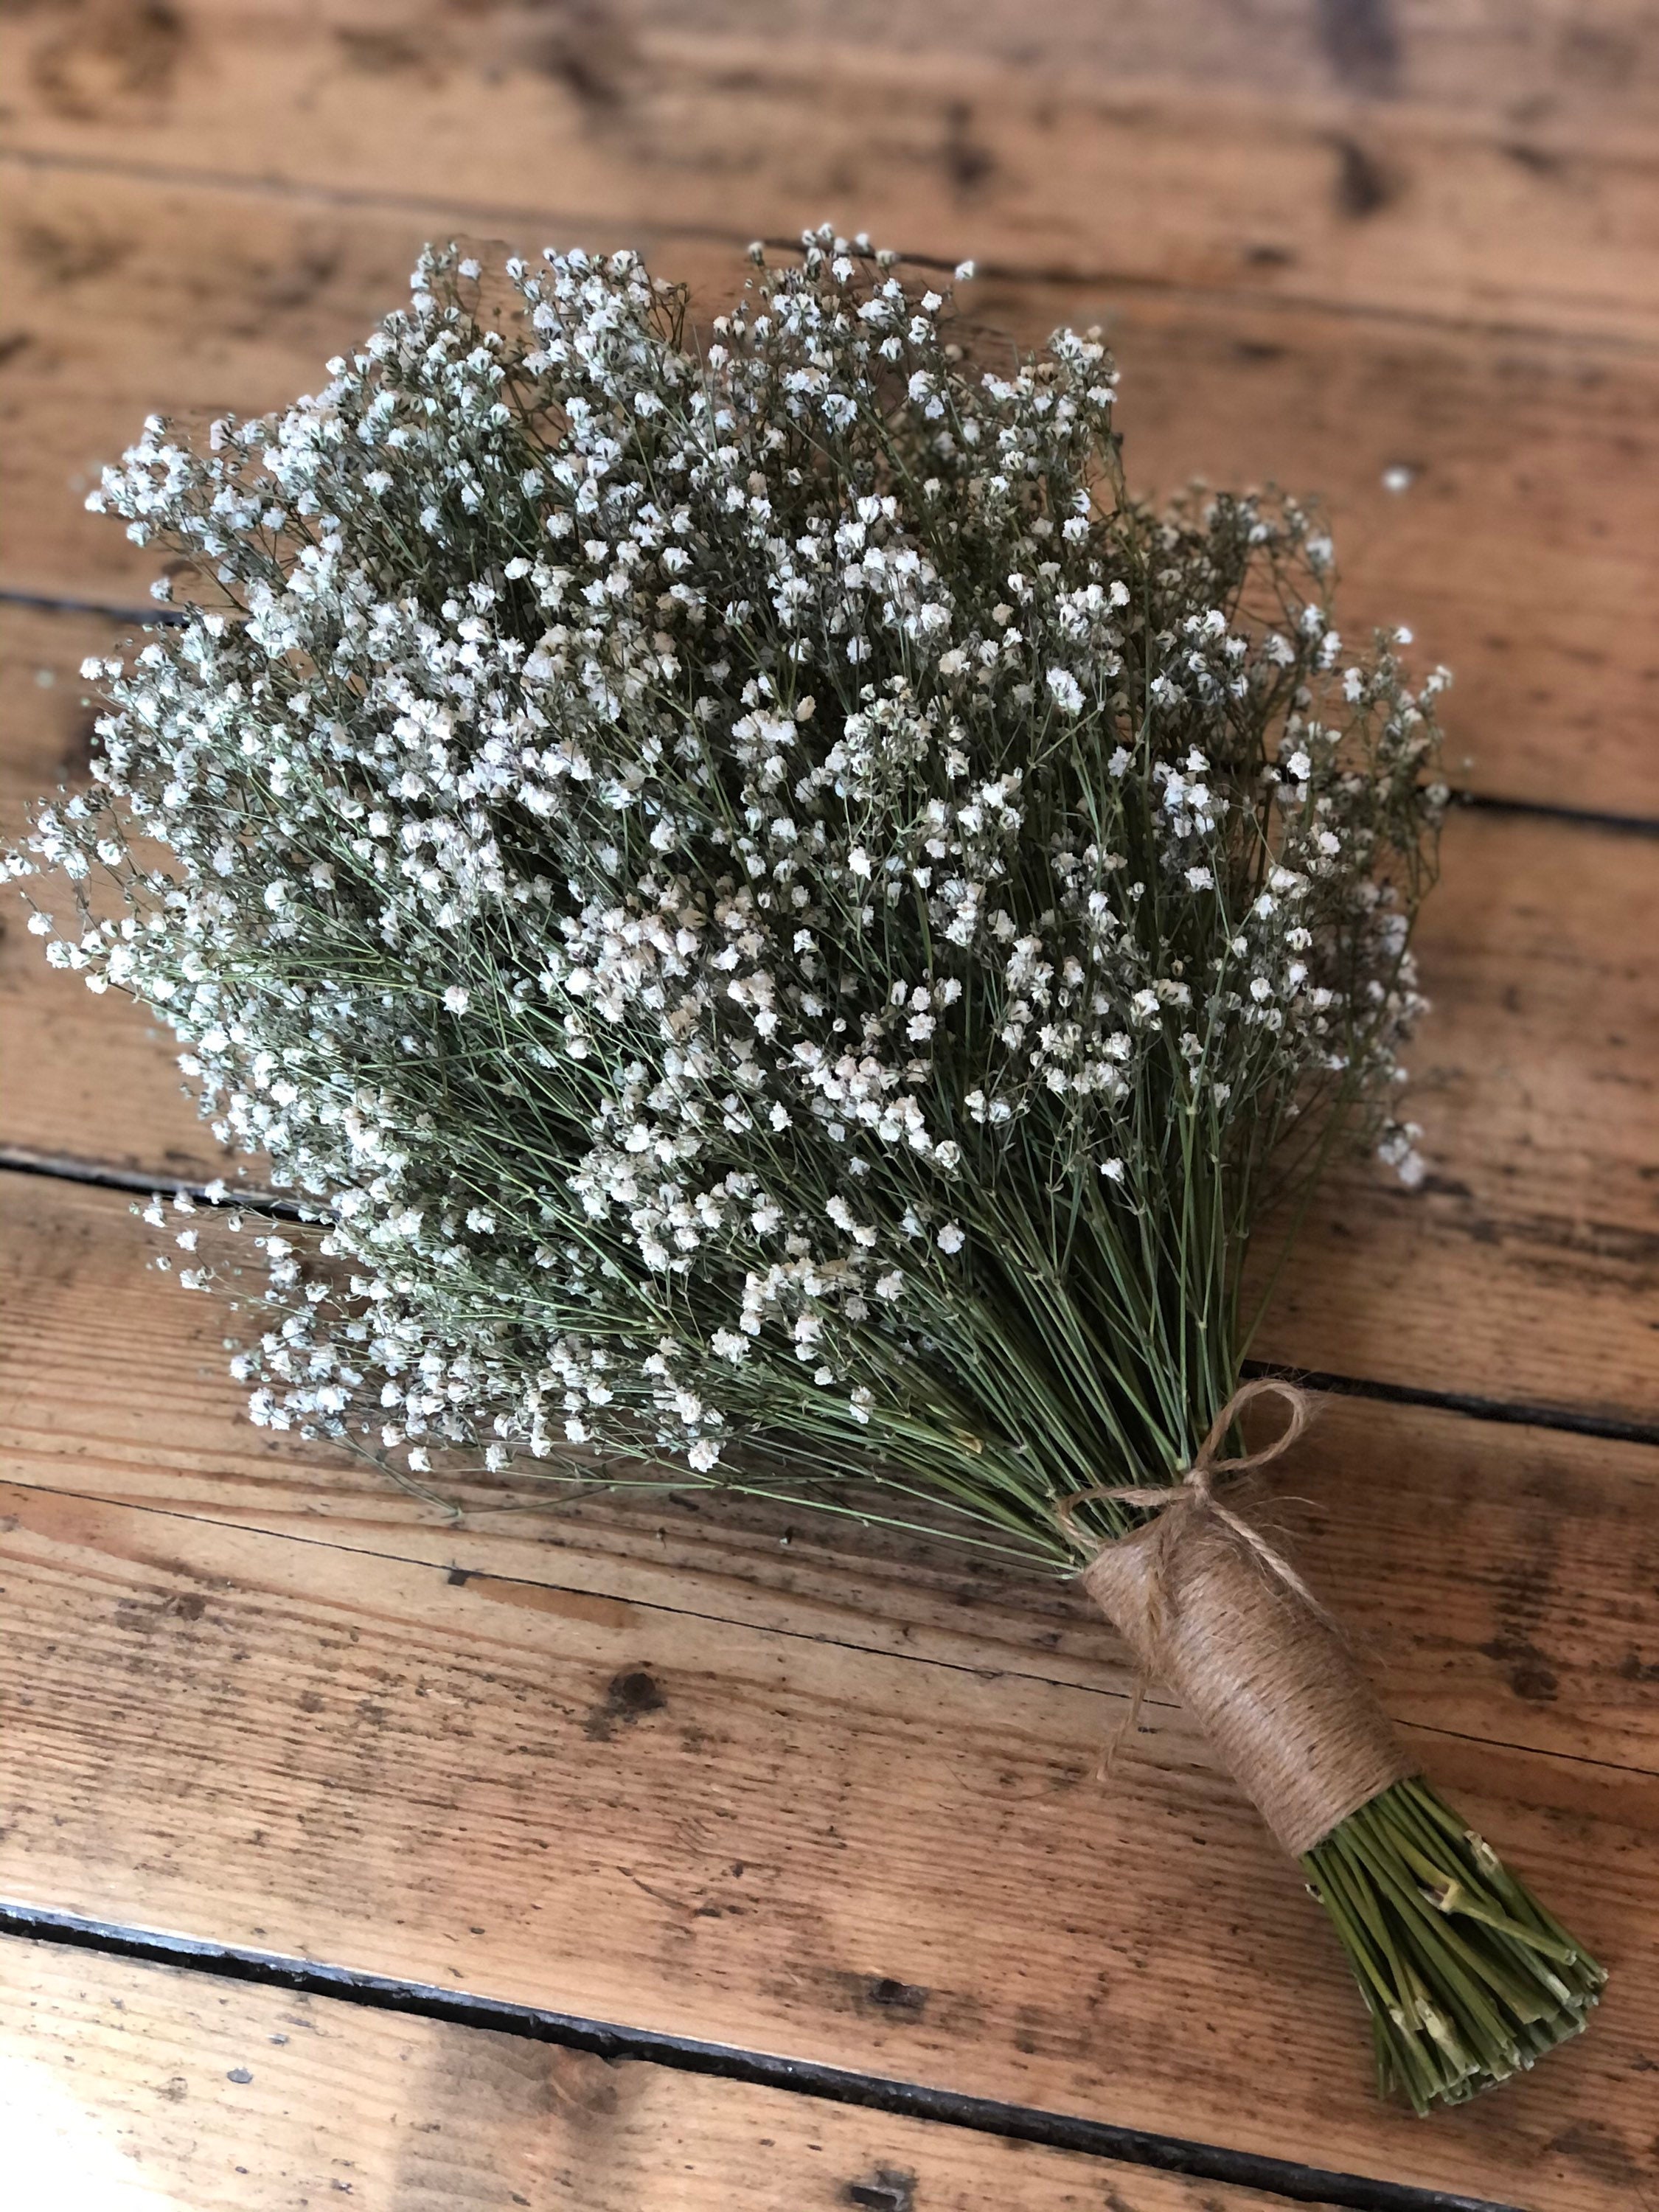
[{"x1": 10, "y1": 233, "x2": 1444, "y2": 1558}]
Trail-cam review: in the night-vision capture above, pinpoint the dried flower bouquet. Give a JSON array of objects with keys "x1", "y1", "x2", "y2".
[{"x1": 10, "y1": 232, "x2": 1604, "y2": 2110}]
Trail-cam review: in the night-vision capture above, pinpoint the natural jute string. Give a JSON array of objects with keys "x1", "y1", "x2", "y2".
[{"x1": 1063, "y1": 1378, "x2": 1414, "y2": 1857}]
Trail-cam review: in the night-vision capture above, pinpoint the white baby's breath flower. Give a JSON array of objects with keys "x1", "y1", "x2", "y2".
[
  {"x1": 12, "y1": 234, "x2": 1440, "y2": 1515},
  {"x1": 1046, "y1": 667, "x2": 1084, "y2": 716}
]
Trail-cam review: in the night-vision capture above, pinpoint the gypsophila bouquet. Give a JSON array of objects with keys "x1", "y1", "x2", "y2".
[{"x1": 10, "y1": 230, "x2": 1602, "y2": 2110}]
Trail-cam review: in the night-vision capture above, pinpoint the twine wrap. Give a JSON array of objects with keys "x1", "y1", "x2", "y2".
[{"x1": 1069, "y1": 1379, "x2": 1415, "y2": 1858}]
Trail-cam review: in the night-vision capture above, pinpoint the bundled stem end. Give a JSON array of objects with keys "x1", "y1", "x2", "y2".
[{"x1": 1303, "y1": 1775, "x2": 1606, "y2": 2115}]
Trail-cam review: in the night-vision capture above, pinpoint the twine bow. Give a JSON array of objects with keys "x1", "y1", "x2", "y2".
[{"x1": 1058, "y1": 1375, "x2": 1324, "y2": 1766}]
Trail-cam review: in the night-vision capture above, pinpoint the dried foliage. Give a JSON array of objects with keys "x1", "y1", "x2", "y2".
[{"x1": 11, "y1": 233, "x2": 1445, "y2": 1567}]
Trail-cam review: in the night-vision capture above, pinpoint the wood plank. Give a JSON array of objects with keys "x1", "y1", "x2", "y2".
[
  {"x1": 0, "y1": 607, "x2": 212, "y2": 1180},
  {"x1": 4, "y1": 5, "x2": 1659, "y2": 344},
  {"x1": 1, "y1": 15, "x2": 1647, "y2": 2203},
  {"x1": 7, "y1": 606, "x2": 1655, "y2": 1419},
  {"x1": 4, "y1": 172, "x2": 1658, "y2": 815},
  {"x1": 1251, "y1": 807, "x2": 1659, "y2": 1416},
  {"x1": 15, "y1": 0, "x2": 1659, "y2": 143},
  {"x1": 0, "y1": 1461, "x2": 1652, "y2": 2208},
  {"x1": 1, "y1": 1168, "x2": 1656, "y2": 1775},
  {"x1": 624, "y1": 0, "x2": 1659, "y2": 133},
  {"x1": 4, "y1": 1937, "x2": 1338, "y2": 2212}
]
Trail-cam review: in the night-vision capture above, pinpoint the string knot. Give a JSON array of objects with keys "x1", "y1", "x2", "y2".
[
  {"x1": 1057, "y1": 1376, "x2": 1322, "y2": 1773},
  {"x1": 1055, "y1": 1374, "x2": 1312, "y2": 1557},
  {"x1": 1176, "y1": 1458, "x2": 1216, "y2": 1508}
]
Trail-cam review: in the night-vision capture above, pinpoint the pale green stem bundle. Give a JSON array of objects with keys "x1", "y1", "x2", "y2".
[
  {"x1": 1071, "y1": 1381, "x2": 1604, "y2": 2114},
  {"x1": 1307, "y1": 1778, "x2": 1604, "y2": 2112}
]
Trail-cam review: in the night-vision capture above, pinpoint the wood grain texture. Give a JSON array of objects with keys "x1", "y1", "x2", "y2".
[
  {"x1": 1250, "y1": 805, "x2": 1659, "y2": 1416},
  {"x1": 4, "y1": 171, "x2": 1658, "y2": 815},
  {"x1": 16, "y1": 0, "x2": 1659, "y2": 142},
  {"x1": 1, "y1": 1171, "x2": 1655, "y2": 2200},
  {"x1": 7, "y1": 607, "x2": 1655, "y2": 1419},
  {"x1": 1, "y1": 1167, "x2": 1655, "y2": 1770},
  {"x1": 0, "y1": 1460, "x2": 1652, "y2": 2208},
  {"x1": 2, "y1": 10, "x2": 1655, "y2": 2199},
  {"x1": 4, "y1": 2, "x2": 1659, "y2": 343},
  {"x1": 5, "y1": 1938, "x2": 1344, "y2": 2212},
  {"x1": 627, "y1": 0, "x2": 1659, "y2": 131}
]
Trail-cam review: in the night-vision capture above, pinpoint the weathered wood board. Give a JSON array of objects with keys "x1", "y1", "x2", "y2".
[
  {"x1": 0, "y1": 1170, "x2": 1655, "y2": 2207},
  {"x1": 7, "y1": 1936, "x2": 1353, "y2": 2212},
  {"x1": 1, "y1": 7, "x2": 1656, "y2": 2205},
  {"x1": 17, "y1": 0, "x2": 1659, "y2": 148},
  {"x1": 0, "y1": 1461, "x2": 1651, "y2": 2208},
  {"x1": 4, "y1": 169, "x2": 1658, "y2": 813},
  {"x1": 5, "y1": 1, "x2": 1659, "y2": 341}
]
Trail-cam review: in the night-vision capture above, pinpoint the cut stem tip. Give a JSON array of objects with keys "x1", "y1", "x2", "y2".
[{"x1": 1302, "y1": 1775, "x2": 1605, "y2": 2115}]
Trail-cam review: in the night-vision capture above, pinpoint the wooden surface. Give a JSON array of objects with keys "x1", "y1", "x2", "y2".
[
  {"x1": 1, "y1": 1407, "x2": 1655, "y2": 2206},
  {"x1": 6, "y1": 170, "x2": 1659, "y2": 816},
  {"x1": 4, "y1": 1940, "x2": 1354, "y2": 2212},
  {"x1": 1, "y1": 4, "x2": 1656, "y2": 2207}
]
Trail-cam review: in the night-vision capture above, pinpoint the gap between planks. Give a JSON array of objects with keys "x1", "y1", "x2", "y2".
[
  {"x1": 0, "y1": 1916, "x2": 1514, "y2": 2212},
  {"x1": 7, "y1": 7, "x2": 1659, "y2": 347},
  {"x1": 7, "y1": 171, "x2": 1659, "y2": 819},
  {"x1": 0, "y1": 1469, "x2": 1649, "y2": 2206},
  {"x1": 3, "y1": 1167, "x2": 1657, "y2": 1777},
  {"x1": 6, "y1": 139, "x2": 1659, "y2": 361}
]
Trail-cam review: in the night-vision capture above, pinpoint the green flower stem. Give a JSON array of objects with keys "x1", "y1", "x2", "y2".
[{"x1": 1301, "y1": 1777, "x2": 1605, "y2": 2114}]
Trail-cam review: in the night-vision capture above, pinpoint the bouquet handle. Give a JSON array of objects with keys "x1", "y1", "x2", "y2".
[{"x1": 1074, "y1": 1385, "x2": 1607, "y2": 2112}]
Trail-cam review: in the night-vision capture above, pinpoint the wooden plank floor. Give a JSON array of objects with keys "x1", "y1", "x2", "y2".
[
  {"x1": 4, "y1": 1938, "x2": 1357, "y2": 2212},
  {"x1": 1, "y1": 6, "x2": 1656, "y2": 2206}
]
